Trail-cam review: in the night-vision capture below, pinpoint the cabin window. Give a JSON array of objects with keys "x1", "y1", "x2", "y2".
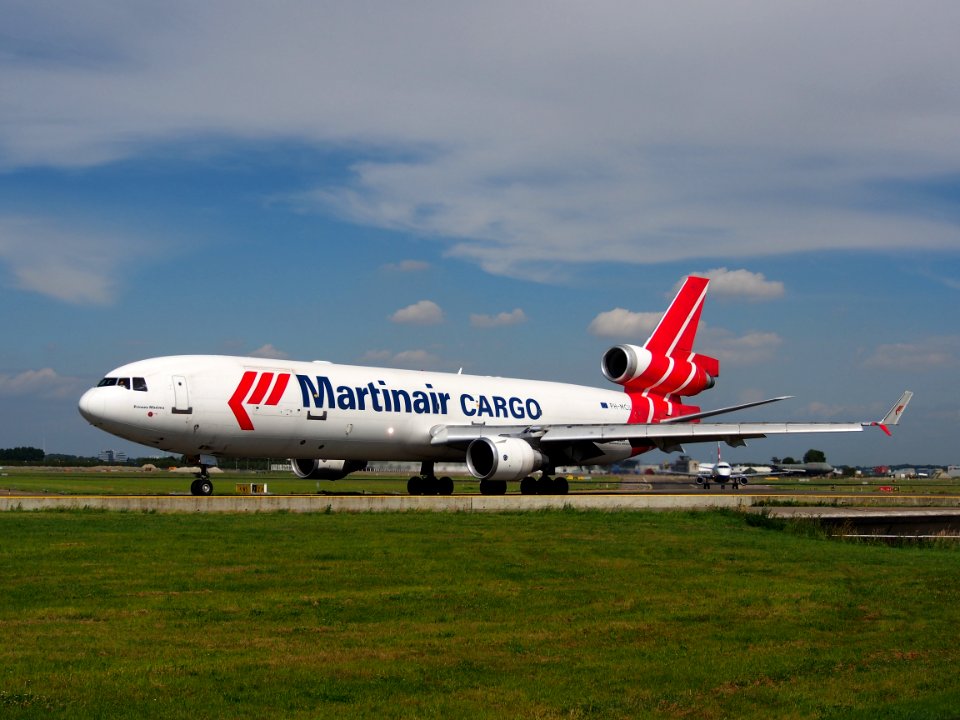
[
  {"x1": 117, "y1": 378, "x2": 131, "y2": 389},
  {"x1": 133, "y1": 377, "x2": 148, "y2": 392},
  {"x1": 97, "y1": 377, "x2": 119, "y2": 387}
]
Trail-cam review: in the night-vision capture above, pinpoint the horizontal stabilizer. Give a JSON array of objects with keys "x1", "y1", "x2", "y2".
[{"x1": 658, "y1": 396, "x2": 793, "y2": 424}]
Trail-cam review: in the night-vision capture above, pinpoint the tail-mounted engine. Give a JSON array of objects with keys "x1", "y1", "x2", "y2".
[
  {"x1": 466, "y1": 436, "x2": 544, "y2": 482},
  {"x1": 291, "y1": 458, "x2": 368, "y2": 480},
  {"x1": 601, "y1": 344, "x2": 718, "y2": 397}
]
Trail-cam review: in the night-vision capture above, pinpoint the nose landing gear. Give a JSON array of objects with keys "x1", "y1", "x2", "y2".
[{"x1": 187, "y1": 456, "x2": 215, "y2": 496}]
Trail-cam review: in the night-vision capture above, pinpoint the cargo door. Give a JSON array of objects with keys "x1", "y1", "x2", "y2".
[{"x1": 172, "y1": 375, "x2": 192, "y2": 414}]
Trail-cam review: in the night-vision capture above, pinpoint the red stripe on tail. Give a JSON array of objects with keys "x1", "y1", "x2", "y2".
[{"x1": 644, "y1": 276, "x2": 709, "y2": 357}]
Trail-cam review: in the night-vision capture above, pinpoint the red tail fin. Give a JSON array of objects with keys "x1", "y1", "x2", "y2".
[{"x1": 645, "y1": 276, "x2": 709, "y2": 357}]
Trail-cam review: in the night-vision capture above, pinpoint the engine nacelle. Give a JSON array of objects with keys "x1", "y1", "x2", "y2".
[
  {"x1": 290, "y1": 458, "x2": 368, "y2": 480},
  {"x1": 601, "y1": 344, "x2": 717, "y2": 396},
  {"x1": 466, "y1": 437, "x2": 544, "y2": 482}
]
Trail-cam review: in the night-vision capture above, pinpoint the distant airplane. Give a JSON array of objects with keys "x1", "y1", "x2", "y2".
[
  {"x1": 78, "y1": 276, "x2": 912, "y2": 496},
  {"x1": 662, "y1": 443, "x2": 799, "y2": 489}
]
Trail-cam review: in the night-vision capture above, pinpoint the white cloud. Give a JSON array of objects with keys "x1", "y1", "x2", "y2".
[
  {"x1": 677, "y1": 268, "x2": 784, "y2": 301},
  {"x1": 249, "y1": 344, "x2": 290, "y2": 360},
  {"x1": 804, "y1": 401, "x2": 855, "y2": 419},
  {"x1": 863, "y1": 337, "x2": 959, "y2": 370},
  {"x1": 382, "y1": 260, "x2": 431, "y2": 273},
  {"x1": 3, "y1": 3, "x2": 960, "y2": 276},
  {"x1": 0, "y1": 215, "x2": 134, "y2": 304},
  {"x1": 470, "y1": 308, "x2": 527, "y2": 328},
  {"x1": 389, "y1": 300, "x2": 443, "y2": 325},
  {"x1": 588, "y1": 308, "x2": 662, "y2": 339},
  {"x1": 392, "y1": 349, "x2": 439, "y2": 368},
  {"x1": 0, "y1": 368, "x2": 85, "y2": 399},
  {"x1": 705, "y1": 330, "x2": 783, "y2": 365}
]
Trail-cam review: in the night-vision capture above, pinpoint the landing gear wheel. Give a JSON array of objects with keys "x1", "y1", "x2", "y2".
[
  {"x1": 479, "y1": 480, "x2": 507, "y2": 495},
  {"x1": 520, "y1": 476, "x2": 537, "y2": 495},
  {"x1": 536, "y1": 476, "x2": 555, "y2": 495},
  {"x1": 438, "y1": 476, "x2": 454, "y2": 496},
  {"x1": 192, "y1": 478, "x2": 213, "y2": 496},
  {"x1": 407, "y1": 476, "x2": 424, "y2": 495},
  {"x1": 553, "y1": 476, "x2": 569, "y2": 495}
]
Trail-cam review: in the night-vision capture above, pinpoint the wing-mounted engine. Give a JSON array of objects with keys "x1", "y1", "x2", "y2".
[
  {"x1": 291, "y1": 458, "x2": 368, "y2": 480},
  {"x1": 466, "y1": 436, "x2": 544, "y2": 481},
  {"x1": 601, "y1": 344, "x2": 718, "y2": 397}
]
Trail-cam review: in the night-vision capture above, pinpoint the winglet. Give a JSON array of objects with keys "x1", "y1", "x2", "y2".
[{"x1": 869, "y1": 391, "x2": 913, "y2": 436}]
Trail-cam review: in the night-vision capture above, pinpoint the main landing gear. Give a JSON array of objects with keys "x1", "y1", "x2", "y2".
[
  {"x1": 407, "y1": 462, "x2": 454, "y2": 496},
  {"x1": 519, "y1": 474, "x2": 569, "y2": 496},
  {"x1": 405, "y1": 464, "x2": 570, "y2": 496},
  {"x1": 189, "y1": 460, "x2": 214, "y2": 496},
  {"x1": 700, "y1": 480, "x2": 742, "y2": 491}
]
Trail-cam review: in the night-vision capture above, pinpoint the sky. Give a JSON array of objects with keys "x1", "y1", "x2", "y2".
[{"x1": 1, "y1": 0, "x2": 958, "y2": 467}]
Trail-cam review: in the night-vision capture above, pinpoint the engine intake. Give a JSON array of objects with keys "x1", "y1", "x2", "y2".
[
  {"x1": 601, "y1": 344, "x2": 717, "y2": 397},
  {"x1": 290, "y1": 458, "x2": 368, "y2": 480},
  {"x1": 466, "y1": 437, "x2": 544, "y2": 482}
]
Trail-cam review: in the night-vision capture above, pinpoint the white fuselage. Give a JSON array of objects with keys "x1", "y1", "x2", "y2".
[{"x1": 78, "y1": 355, "x2": 638, "y2": 466}]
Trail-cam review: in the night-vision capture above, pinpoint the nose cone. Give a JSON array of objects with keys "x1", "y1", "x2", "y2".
[{"x1": 78, "y1": 388, "x2": 104, "y2": 425}]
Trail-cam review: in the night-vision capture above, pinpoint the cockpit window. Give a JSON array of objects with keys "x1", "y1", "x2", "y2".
[{"x1": 96, "y1": 376, "x2": 147, "y2": 391}]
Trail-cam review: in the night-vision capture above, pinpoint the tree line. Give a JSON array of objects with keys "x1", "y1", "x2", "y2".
[{"x1": 0, "y1": 448, "x2": 278, "y2": 471}]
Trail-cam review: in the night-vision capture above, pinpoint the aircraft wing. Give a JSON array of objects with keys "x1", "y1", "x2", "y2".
[
  {"x1": 431, "y1": 391, "x2": 912, "y2": 453},
  {"x1": 431, "y1": 420, "x2": 865, "y2": 451}
]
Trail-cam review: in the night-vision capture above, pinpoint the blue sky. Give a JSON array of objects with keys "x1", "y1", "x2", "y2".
[{"x1": 1, "y1": 1, "x2": 958, "y2": 466}]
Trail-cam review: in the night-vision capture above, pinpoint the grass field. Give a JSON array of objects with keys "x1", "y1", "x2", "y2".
[{"x1": 1, "y1": 509, "x2": 959, "y2": 719}]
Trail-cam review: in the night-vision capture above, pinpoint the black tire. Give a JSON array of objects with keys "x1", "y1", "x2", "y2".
[
  {"x1": 536, "y1": 476, "x2": 554, "y2": 495},
  {"x1": 520, "y1": 476, "x2": 537, "y2": 495},
  {"x1": 198, "y1": 479, "x2": 213, "y2": 496},
  {"x1": 407, "y1": 476, "x2": 423, "y2": 495},
  {"x1": 553, "y1": 476, "x2": 569, "y2": 495},
  {"x1": 438, "y1": 476, "x2": 454, "y2": 495},
  {"x1": 190, "y1": 479, "x2": 202, "y2": 496}
]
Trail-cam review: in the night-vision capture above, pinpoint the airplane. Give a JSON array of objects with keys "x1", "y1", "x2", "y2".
[
  {"x1": 77, "y1": 276, "x2": 913, "y2": 496},
  {"x1": 662, "y1": 443, "x2": 799, "y2": 489}
]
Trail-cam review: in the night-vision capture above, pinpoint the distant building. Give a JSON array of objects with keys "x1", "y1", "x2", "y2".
[
  {"x1": 98, "y1": 450, "x2": 128, "y2": 463},
  {"x1": 666, "y1": 455, "x2": 699, "y2": 474}
]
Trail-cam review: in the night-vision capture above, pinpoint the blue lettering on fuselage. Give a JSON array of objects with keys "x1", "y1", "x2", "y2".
[
  {"x1": 295, "y1": 375, "x2": 541, "y2": 420},
  {"x1": 460, "y1": 393, "x2": 542, "y2": 420},
  {"x1": 296, "y1": 375, "x2": 451, "y2": 415}
]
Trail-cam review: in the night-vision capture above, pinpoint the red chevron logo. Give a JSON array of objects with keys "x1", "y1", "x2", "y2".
[{"x1": 228, "y1": 371, "x2": 291, "y2": 430}]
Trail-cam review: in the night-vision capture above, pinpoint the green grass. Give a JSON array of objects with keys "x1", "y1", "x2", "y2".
[
  {"x1": 1, "y1": 510, "x2": 959, "y2": 718},
  {"x1": 764, "y1": 477, "x2": 960, "y2": 496}
]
